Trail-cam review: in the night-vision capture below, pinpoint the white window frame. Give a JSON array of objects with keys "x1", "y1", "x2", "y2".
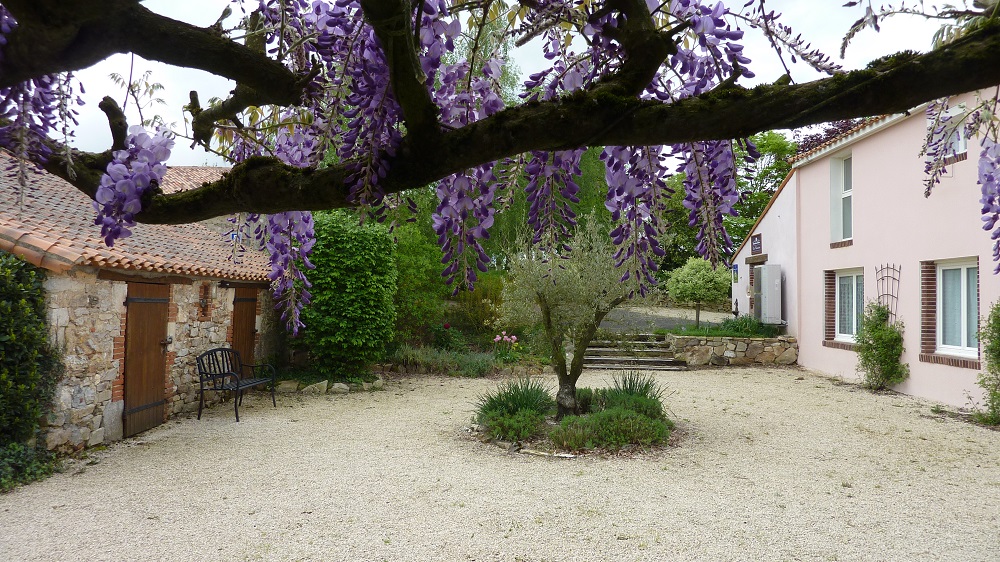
[
  {"x1": 830, "y1": 154, "x2": 853, "y2": 242},
  {"x1": 936, "y1": 259, "x2": 979, "y2": 358},
  {"x1": 835, "y1": 269, "x2": 864, "y2": 342},
  {"x1": 942, "y1": 104, "x2": 969, "y2": 161}
]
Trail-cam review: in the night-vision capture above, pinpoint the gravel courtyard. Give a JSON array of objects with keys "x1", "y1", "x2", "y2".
[{"x1": 2, "y1": 366, "x2": 999, "y2": 561}]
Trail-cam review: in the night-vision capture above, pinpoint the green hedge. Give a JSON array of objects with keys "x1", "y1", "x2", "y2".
[
  {"x1": 0, "y1": 253, "x2": 58, "y2": 447},
  {"x1": 301, "y1": 212, "x2": 398, "y2": 378}
]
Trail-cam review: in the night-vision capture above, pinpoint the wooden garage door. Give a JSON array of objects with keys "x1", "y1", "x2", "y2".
[
  {"x1": 232, "y1": 287, "x2": 258, "y2": 365},
  {"x1": 123, "y1": 283, "x2": 169, "y2": 437}
]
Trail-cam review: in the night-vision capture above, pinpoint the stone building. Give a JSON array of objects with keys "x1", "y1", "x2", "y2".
[{"x1": 0, "y1": 156, "x2": 278, "y2": 452}]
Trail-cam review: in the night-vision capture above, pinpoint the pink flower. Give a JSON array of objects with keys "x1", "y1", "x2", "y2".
[
  {"x1": 510, "y1": 335, "x2": 517, "y2": 343},
  {"x1": 494, "y1": 335, "x2": 502, "y2": 342}
]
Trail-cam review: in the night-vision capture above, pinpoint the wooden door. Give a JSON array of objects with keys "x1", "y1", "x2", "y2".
[
  {"x1": 232, "y1": 287, "x2": 258, "y2": 366},
  {"x1": 123, "y1": 283, "x2": 169, "y2": 437}
]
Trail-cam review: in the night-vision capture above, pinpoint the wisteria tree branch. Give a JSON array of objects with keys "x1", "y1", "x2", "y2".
[{"x1": 5, "y1": 1, "x2": 1000, "y2": 227}]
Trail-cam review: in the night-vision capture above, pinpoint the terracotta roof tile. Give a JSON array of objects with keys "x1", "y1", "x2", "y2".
[
  {"x1": 0, "y1": 153, "x2": 269, "y2": 281},
  {"x1": 160, "y1": 165, "x2": 230, "y2": 194}
]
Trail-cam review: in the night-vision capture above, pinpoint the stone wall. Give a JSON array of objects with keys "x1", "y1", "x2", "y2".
[
  {"x1": 43, "y1": 270, "x2": 270, "y2": 452},
  {"x1": 668, "y1": 335, "x2": 798, "y2": 367}
]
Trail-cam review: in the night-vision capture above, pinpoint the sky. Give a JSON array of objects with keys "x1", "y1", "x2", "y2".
[{"x1": 72, "y1": 1, "x2": 944, "y2": 165}]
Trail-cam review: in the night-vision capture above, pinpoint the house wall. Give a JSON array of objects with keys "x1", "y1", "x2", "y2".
[
  {"x1": 732, "y1": 175, "x2": 799, "y2": 335},
  {"x1": 43, "y1": 270, "x2": 271, "y2": 451},
  {"x1": 795, "y1": 99, "x2": 997, "y2": 407}
]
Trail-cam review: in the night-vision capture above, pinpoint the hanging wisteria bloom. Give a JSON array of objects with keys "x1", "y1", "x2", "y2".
[{"x1": 93, "y1": 126, "x2": 174, "y2": 247}]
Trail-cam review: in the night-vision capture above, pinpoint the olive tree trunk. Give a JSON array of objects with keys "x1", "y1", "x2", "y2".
[{"x1": 538, "y1": 293, "x2": 625, "y2": 419}]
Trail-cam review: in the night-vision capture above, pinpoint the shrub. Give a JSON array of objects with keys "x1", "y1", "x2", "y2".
[
  {"x1": 300, "y1": 212, "x2": 397, "y2": 378},
  {"x1": 393, "y1": 222, "x2": 448, "y2": 344},
  {"x1": 974, "y1": 300, "x2": 1000, "y2": 425},
  {"x1": 1, "y1": 253, "x2": 59, "y2": 449},
  {"x1": 429, "y1": 323, "x2": 467, "y2": 351},
  {"x1": 717, "y1": 316, "x2": 780, "y2": 338},
  {"x1": 390, "y1": 345, "x2": 497, "y2": 377},
  {"x1": 475, "y1": 377, "x2": 555, "y2": 425},
  {"x1": 0, "y1": 443, "x2": 56, "y2": 493},
  {"x1": 575, "y1": 387, "x2": 596, "y2": 414},
  {"x1": 601, "y1": 394, "x2": 665, "y2": 421},
  {"x1": 854, "y1": 302, "x2": 909, "y2": 390},
  {"x1": 482, "y1": 409, "x2": 546, "y2": 441},
  {"x1": 449, "y1": 272, "x2": 505, "y2": 344},
  {"x1": 549, "y1": 408, "x2": 672, "y2": 451}
]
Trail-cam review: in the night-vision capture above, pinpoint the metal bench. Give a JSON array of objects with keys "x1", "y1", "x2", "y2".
[{"x1": 196, "y1": 347, "x2": 276, "y2": 421}]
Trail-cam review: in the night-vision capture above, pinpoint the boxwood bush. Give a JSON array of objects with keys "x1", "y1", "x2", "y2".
[
  {"x1": 300, "y1": 212, "x2": 397, "y2": 378},
  {"x1": 1, "y1": 253, "x2": 60, "y2": 490}
]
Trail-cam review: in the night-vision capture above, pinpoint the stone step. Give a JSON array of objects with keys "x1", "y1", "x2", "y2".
[
  {"x1": 583, "y1": 356, "x2": 687, "y2": 368},
  {"x1": 584, "y1": 347, "x2": 676, "y2": 358},
  {"x1": 584, "y1": 363, "x2": 688, "y2": 372},
  {"x1": 589, "y1": 339, "x2": 671, "y2": 349}
]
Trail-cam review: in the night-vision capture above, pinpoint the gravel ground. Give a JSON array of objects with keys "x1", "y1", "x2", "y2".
[{"x1": 2, "y1": 366, "x2": 1000, "y2": 562}]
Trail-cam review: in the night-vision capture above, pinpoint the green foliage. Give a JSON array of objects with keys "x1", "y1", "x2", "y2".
[
  {"x1": 854, "y1": 302, "x2": 909, "y2": 390},
  {"x1": 429, "y1": 323, "x2": 468, "y2": 351},
  {"x1": 656, "y1": 315, "x2": 779, "y2": 338},
  {"x1": 0, "y1": 253, "x2": 58, "y2": 449},
  {"x1": 392, "y1": 220, "x2": 448, "y2": 344},
  {"x1": 725, "y1": 131, "x2": 796, "y2": 248},
  {"x1": 575, "y1": 387, "x2": 596, "y2": 414},
  {"x1": 608, "y1": 371, "x2": 665, "y2": 403},
  {"x1": 974, "y1": 300, "x2": 1000, "y2": 425},
  {"x1": 475, "y1": 377, "x2": 555, "y2": 425},
  {"x1": 665, "y1": 257, "x2": 732, "y2": 308},
  {"x1": 549, "y1": 408, "x2": 672, "y2": 451},
  {"x1": 390, "y1": 344, "x2": 496, "y2": 377},
  {"x1": 448, "y1": 271, "x2": 505, "y2": 342},
  {"x1": 0, "y1": 442, "x2": 56, "y2": 493},
  {"x1": 301, "y1": 212, "x2": 398, "y2": 378},
  {"x1": 482, "y1": 409, "x2": 546, "y2": 442}
]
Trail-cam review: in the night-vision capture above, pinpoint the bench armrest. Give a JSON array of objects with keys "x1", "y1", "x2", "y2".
[{"x1": 242, "y1": 362, "x2": 276, "y2": 382}]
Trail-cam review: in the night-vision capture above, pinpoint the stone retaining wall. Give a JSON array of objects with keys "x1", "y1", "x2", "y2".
[{"x1": 667, "y1": 335, "x2": 798, "y2": 367}]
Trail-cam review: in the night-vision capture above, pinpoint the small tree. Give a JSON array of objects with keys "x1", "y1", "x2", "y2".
[
  {"x1": 301, "y1": 212, "x2": 397, "y2": 378},
  {"x1": 974, "y1": 300, "x2": 1000, "y2": 424},
  {"x1": 854, "y1": 302, "x2": 909, "y2": 390},
  {"x1": 499, "y1": 217, "x2": 631, "y2": 418},
  {"x1": 665, "y1": 257, "x2": 732, "y2": 327}
]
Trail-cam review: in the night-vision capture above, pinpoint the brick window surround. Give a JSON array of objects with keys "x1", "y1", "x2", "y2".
[
  {"x1": 822, "y1": 270, "x2": 856, "y2": 350},
  {"x1": 919, "y1": 259, "x2": 981, "y2": 369}
]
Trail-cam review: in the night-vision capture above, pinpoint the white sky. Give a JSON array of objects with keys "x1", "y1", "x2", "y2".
[{"x1": 72, "y1": 0, "x2": 942, "y2": 165}]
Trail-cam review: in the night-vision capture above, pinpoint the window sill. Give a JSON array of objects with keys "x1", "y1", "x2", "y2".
[
  {"x1": 830, "y1": 239, "x2": 853, "y2": 249},
  {"x1": 823, "y1": 340, "x2": 856, "y2": 351},
  {"x1": 918, "y1": 353, "x2": 980, "y2": 370}
]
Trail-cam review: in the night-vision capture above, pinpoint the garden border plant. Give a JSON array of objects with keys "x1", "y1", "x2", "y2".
[
  {"x1": 973, "y1": 299, "x2": 1000, "y2": 425},
  {"x1": 0, "y1": 252, "x2": 61, "y2": 492},
  {"x1": 854, "y1": 302, "x2": 909, "y2": 391}
]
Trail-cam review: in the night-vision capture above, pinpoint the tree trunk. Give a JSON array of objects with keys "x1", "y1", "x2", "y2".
[{"x1": 695, "y1": 303, "x2": 701, "y2": 328}]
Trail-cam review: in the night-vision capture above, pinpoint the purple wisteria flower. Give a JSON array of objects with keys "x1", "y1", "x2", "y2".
[{"x1": 92, "y1": 126, "x2": 174, "y2": 246}]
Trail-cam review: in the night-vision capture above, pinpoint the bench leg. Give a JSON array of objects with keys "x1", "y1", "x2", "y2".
[
  {"x1": 270, "y1": 382, "x2": 276, "y2": 408},
  {"x1": 234, "y1": 389, "x2": 241, "y2": 422},
  {"x1": 197, "y1": 389, "x2": 205, "y2": 420}
]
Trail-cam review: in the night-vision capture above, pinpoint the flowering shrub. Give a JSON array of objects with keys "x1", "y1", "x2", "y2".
[{"x1": 492, "y1": 331, "x2": 521, "y2": 364}]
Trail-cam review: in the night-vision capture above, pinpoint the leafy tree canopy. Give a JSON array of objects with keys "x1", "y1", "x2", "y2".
[{"x1": 2, "y1": 1, "x2": 1000, "y2": 329}]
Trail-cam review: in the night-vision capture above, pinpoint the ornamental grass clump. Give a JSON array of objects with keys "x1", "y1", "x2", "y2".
[
  {"x1": 475, "y1": 377, "x2": 555, "y2": 441},
  {"x1": 974, "y1": 300, "x2": 1000, "y2": 425},
  {"x1": 854, "y1": 302, "x2": 910, "y2": 390}
]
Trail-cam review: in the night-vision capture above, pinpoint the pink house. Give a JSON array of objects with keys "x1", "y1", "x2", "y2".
[{"x1": 733, "y1": 93, "x2": 996, "y2": 407}]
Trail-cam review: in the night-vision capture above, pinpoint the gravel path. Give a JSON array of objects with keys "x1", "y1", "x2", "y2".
[
  {"x1": 601, "y1": 306, "x2": 733, "y2": 332},
  {"x1": 2, "y1": 366, "x2": 1000, "y2": 561}
]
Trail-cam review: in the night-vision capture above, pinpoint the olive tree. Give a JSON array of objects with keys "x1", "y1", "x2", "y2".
[{"x1": 499, "y1": 218, "x2": 631, "y2": 418}]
